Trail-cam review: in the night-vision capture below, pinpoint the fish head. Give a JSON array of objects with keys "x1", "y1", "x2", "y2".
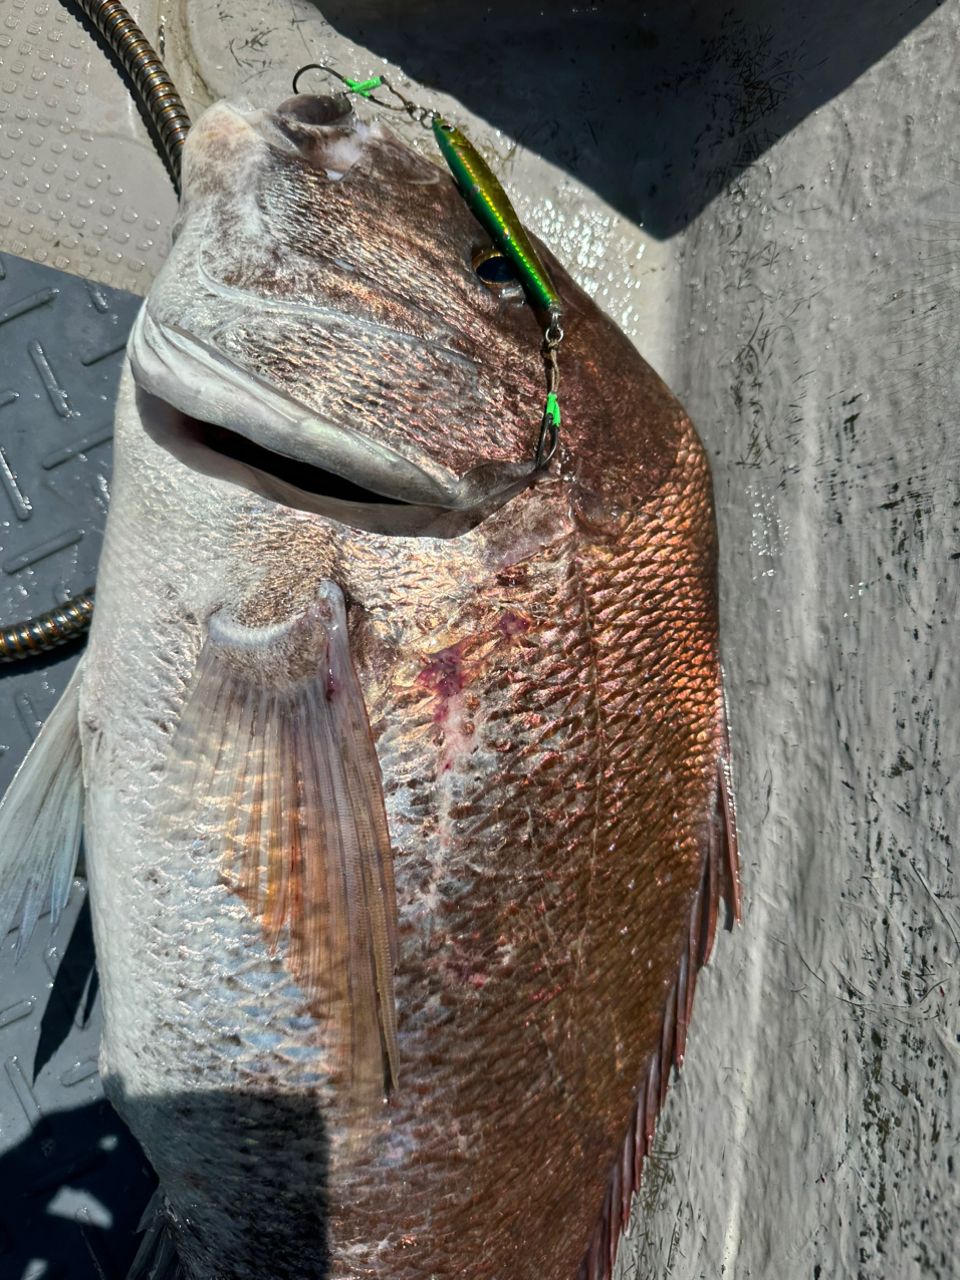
[{"x1": 131, "y1": 92, "x2": 683, "y2": 524}]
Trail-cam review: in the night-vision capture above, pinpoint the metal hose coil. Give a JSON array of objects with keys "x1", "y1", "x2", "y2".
[
  {"x1": 0, "y1": 1, "x2": 190, "y2": 663},
  {"x1": 0, "y1": 593, "x2": 96, "y2": 663},
  {"x1": 73, "y1": 0, "x2": 191, "y2": 187}
]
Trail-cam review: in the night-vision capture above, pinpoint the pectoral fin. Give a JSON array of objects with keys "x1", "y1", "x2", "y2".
[
  {"x1": 165, "y1": 583, "x2": 399, "y2": 1105},
  {"x1": 0, "y1": 662, "x2": 85, "y2": 954}
]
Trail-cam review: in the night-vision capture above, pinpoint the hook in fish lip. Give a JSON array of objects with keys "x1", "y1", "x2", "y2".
[
  {"x1": 292, "y1": 63, "x2": 439, "y2": 128},
  {"x1": 291, "y1": 63, "x2": 389, "y2": 100},
  {"x1": 291, "y1": 64, "x2": 402, "y2": 113}
]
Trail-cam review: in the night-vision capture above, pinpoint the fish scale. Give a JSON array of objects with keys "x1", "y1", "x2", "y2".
[
  {"x1": 321, "y1": 427, "x2": 721, "y2": 1280},
  {"x1": 0, "y1": 94, "x2": 738, "y2": 1279}
]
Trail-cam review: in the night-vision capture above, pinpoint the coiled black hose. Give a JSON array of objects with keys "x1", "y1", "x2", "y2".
[
  {"x1": 75, "y1": 0, "x2": 191, "y2": 189},
  {"x1": 0, "y1": 0, "x2": 187, "y2": 664},
  {"x1": 0, "y1": 592, "x2": 95, "y2": 662}
]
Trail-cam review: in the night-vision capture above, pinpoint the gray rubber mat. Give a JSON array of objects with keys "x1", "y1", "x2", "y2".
[
  {"x1": 0, "y1": 250, "x2": 140, "y2": 795},
  {"x1": 0, "y1": 253, "x2": 153, "y2": 1280}
]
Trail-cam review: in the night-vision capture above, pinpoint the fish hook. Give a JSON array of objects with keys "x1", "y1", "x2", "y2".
[
  {"x1": 291, "y1": 64, "x2": 435, "y2": 127},
  {"x1": 535, "y1": 334, "x2": 562, "y2": 469}
]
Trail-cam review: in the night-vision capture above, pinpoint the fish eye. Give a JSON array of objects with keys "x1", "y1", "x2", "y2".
[{"x1": 472, "y1": 247, "x2": 523, "y2": 298}]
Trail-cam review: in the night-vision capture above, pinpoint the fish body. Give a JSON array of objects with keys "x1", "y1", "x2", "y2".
[{"x1": 0, "y1": 93, "x2": 738, "y2": 1280}]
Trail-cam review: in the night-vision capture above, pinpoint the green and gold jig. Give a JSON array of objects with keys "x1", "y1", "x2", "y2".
[{"x1": 292, "y1": 65, "x2": 563, "y2": 468}]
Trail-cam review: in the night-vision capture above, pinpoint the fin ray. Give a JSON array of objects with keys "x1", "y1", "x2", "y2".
[
  {"x1": 126, "y1": 1192, "x2": 185, "y2": 1280},
  {"x1": 165, "y1": 584, "x2": 399, "y2": 1104},
  {"x1": 0, "y1": 663, "x2": 85, "y2": 952},
  {"x1": 581, "y1": 727, "x2": 741, "y2": 1280}
]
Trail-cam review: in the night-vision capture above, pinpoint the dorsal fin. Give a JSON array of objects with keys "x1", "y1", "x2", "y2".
[
  {"x1": 164, "y1": 582, "x2": 399, "y2": 1105},
  {"x1": 579, "y1": 742, "x2": 741, "y2": 1280}
]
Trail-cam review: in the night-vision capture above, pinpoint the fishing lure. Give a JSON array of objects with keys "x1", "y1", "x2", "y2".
[{"x1": 292, "y1": 65, "x2": 564, "y2": 467}]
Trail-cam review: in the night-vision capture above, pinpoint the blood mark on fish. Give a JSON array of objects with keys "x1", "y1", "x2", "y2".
[
  {"x1": 415, "y1": 610, "x2": 536, "y2": 789},
  {"x1": 497, "y1": 610, "x2": 532, "y2": 640},
  {"x1": 417, "y1": 611, "x2": 534, "y2": 732},
  {"x1": 418, "y1": 642, "x2": 468, "y2": 714}
]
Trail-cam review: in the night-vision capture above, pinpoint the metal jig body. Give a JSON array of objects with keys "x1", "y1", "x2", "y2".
[{"x1": 431, "y1": 119, "x2": 563, "y2": 333}]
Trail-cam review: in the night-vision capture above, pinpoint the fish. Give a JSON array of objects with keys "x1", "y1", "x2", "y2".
[{"x1": 0, "y1": 89, "x2": 740, "y2": 1280}]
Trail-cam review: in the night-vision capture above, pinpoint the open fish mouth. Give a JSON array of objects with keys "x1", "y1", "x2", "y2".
[
  {"x1": 129, "y1": 308, "x2": 534, "y2": 536},
  {"x1": 137, "y1": 380, "x2": 523, "y2": 538}
]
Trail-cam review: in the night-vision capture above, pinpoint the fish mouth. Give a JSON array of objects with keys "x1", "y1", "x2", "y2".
[
  {"x1": 128, "y1": 309, "x2": 535, "y2": 534},
  {"x1": 139, "y1": 386, "x2": 518, "y2": 538}
]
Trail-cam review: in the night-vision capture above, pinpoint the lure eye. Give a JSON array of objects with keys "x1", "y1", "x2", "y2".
[{"x1": 473, "y1": 247, "x2": 523, "y2": 297}]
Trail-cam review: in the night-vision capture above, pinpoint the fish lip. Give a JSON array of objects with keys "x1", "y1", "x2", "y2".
[
  {"x1": 223, "y1": 96, "x2": 379, "y2": 172},
  {"x1": 137, "y1": 387, "x2": 528, "y2": 539},
  {"x1": 128, "y1": 308, "x2": 536, "y2": 512},
  {"x1": 272, "y1": 93, "x2": 355, "y2": 128}
]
